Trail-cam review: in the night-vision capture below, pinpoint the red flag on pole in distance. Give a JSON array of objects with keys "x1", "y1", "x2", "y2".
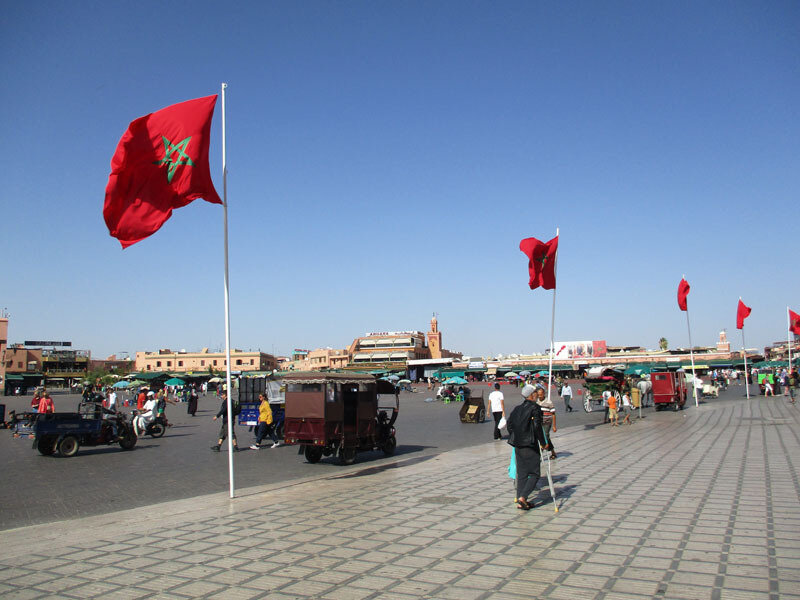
[
  {"x1": 790, "y1": 309, "x2": 800, "y2": 336},
  {"x1": 519, "y1": 235, "x2": 558, "y2": 290},
  {"x1": 736, "y1": 299, "x2": 751, "y2": 329},
  {"x1": 677, "y1": 278, "x2": 690, "y2": 311},
  {"x1": 104, "y1": 95, "x2": 222, "y2": 248}
]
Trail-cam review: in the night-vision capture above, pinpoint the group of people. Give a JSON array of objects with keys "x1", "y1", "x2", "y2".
[
  {"x1": 29, "y1": 388, "x2": 55, "y2": 414},
  {"x1": 210, "y1": 392, "x2": 280, "y2": 452},
  {"x1": 759, "y1": 368, "x2": 797, "y2": 401}
]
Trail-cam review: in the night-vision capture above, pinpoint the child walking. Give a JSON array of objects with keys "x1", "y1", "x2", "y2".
[
  {"x1": 621, "y1": 392, "x2": 632, "y2": 425},
  {"x1": 608, "y1": 393, "x2": 619, "y2": 426}
]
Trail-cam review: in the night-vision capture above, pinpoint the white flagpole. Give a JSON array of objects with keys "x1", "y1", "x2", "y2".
[
  {"x1": 683, "y1": 275, "x2": 698, "y2": 407},
  {"x1": 546, "y1": 227, "x2": 559, "y2": 407},
  {"x1": 789, "y1": 307, "x2": 794, "y2": 373},
  {"x1": 741, "y1": 326, "x2": 750, "y2": 400},
  {"x1": 221, "y1": 82, "x2": 235, "y2": 498}
]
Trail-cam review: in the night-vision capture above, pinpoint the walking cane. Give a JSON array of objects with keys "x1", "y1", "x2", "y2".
[{"x1": 540, "y1": 431, "x2": 558, "y2": 513}]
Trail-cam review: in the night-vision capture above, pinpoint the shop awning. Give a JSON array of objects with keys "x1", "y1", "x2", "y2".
[
  {"x1": 390, "y1": 352, "x2": 410, "y2": 359},
  {"x1": 359, "y1": 339, "x2": 376, "y2": 347},
  {"x1": 5, "y1": 374, "x2": 24, "y2": 380},
  {"x1": 353, "y1": 354, "x2": 370, "y2": 361},
  {"x1": 371, "y1": 353, "x2": 390, "y2": 360},
  {"x1": 394, "y1": 338, "x2": 412, "y2": 345},
  {"x1": 376, "y1": 339, "x2": 394, "y2": 346}
]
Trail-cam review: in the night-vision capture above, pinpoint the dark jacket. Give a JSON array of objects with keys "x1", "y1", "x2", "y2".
[
  {"x1": 216, "y1": 400, "x2": 229, "y2": 421},
  {"x1": 506, "y1": 399, "x2": 547, "y2": 449}
]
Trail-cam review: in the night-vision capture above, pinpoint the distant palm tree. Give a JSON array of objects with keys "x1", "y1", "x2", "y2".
[{"x1": 659, "y1": 337, "x2": 668, "y2": 351}]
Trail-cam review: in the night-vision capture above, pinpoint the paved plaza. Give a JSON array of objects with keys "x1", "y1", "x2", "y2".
[{"x1": 1, "y1": 394, "x2": 798, "y2": 599}]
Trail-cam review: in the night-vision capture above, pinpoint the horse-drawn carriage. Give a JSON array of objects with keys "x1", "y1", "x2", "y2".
[{"x1": 582, "y1": 366, "x2": 625, "y2": 412}]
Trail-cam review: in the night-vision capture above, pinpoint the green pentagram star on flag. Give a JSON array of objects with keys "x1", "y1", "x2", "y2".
[
  {"x1": 104, "y1": 94, "x2": 221, "y2": 248},
  {"x1": 154, "y1": 135, "x2": 195, "y2": 182}
]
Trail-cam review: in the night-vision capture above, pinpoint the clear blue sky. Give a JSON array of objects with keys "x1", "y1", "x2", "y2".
[{"x1": 2, "y1": 1, "x2": 798, "y2": 359}]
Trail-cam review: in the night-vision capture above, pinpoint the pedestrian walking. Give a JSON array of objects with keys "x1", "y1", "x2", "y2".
[
  {"x1": 506, "y1": 384, "x2": 548, "y2": 510},
  {"x1": 187, "y1": 385, "x2": 198, "y2": 416},
  {"x1": 535, "y1": 387, "x2": 557, "y2": 459},
  {"x1": 38, "y1": 391, "x2": 55, "y2": 414},
  {"x1": 250, "y1": 393, "x2": 280, "y2": 449},
  {"x1": 608, "y1": 393, "x2": 619, "y2": 426},
  {"x1": 488, "y1": 383, "x2": 505, "y2": 440},
  {"x1": 764, "y1": 378, "x2": 774, "y2": 397},
  {"x1": 789, "y1": 370, "x2": 797, "y2": 405},
  {"x1": 107, "y1": 389, "x2": 118, "y2": 412},
  {"x1": 602, "y1": 390, "x2": 611, "y2": 423},
  {"x1": 210, "y1": 392, "x2": 239, "y2": 452},
  {"x1": 621, "y1": 392, "x2": 632, "y2": 425},
  {"x1": 30, "y1": 389, "x2": 41, "y2": 413},
  {"x1": 560, "y1": 382, "x2": 574, "y2": 412}
]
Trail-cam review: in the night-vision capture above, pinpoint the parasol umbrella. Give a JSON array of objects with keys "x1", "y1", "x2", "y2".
[
  {"x1": 518, "y1": 371, "x2": 531, "y2": 376},
  {"x1": 164, "y1": 377, "x2": 185, "y2": 386},
  {"x1": 112, "y1": 380, "x2": 130, "y2": 389},
  {"x1": 398, "y1": 379, "x2": 412, "y2": 384},
  {"x1": 386, "y1": 375, "x2": 400, "y2": 381},
  {"x1": 444, "y1": 376, "x2": 468, "y2": 385},
  {"x1": 208, "y1": 377, "x2": 223, "y2": 383}
]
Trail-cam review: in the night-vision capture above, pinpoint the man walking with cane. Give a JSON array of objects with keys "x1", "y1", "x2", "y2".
[{"x1": 506, "y1": 384, "x2": 548, "y2": 510}]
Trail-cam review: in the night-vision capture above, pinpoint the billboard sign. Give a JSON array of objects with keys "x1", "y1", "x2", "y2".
[
  {"x1": 554, "y1": 341, "x2": 607, "y2": 359},
  {"x1": 25, "y1": 341, "x2": 72, "y2": 347}
]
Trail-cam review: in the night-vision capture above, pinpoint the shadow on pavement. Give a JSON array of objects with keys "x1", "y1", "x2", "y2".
[{"x1": 332, "y1": 453, "x2": 438, "y2": 479}]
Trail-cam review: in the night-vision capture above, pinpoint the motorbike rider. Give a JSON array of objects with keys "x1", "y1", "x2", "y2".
[{"x1": 134, "y1": 392, "x2": 158, "y2": 436}]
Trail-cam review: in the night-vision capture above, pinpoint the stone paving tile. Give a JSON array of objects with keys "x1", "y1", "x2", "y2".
[{"x1": 2, "y1": 397, "x2": 799, "y2": 600}]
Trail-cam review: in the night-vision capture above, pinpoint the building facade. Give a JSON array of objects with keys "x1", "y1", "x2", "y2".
[
  {"x1": 345, "y1": 315, "x2": 462, "y2": 370},
  {"x1": 134, "y1": 348, "x2": 277, "y2": 373}
]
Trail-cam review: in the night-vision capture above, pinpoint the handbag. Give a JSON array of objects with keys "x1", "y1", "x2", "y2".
[{"x1": 497, "y1": 416, "x2": 507, "y2": 430}]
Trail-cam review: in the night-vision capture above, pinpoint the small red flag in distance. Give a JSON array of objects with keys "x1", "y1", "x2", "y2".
[
  {"x1": 736, "y1": 299, "x2": 751, "y2": 329},
  {"x1": 790, "y1": 309, "x2": 800, "y2": 336},
  {"x1": 519, "y1": 235, "x2": 558, "y2": 290},
  {"x1": 104, "y1": 95, "x2": 222, "y2": 248},
  {"x1": 677, "y1": 278, "x2": 690, "y2": 311}
]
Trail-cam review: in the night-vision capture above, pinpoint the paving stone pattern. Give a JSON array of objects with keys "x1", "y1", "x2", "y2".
[{"x1": 0, "y1": 396, "x2": 798, "y2": 599}]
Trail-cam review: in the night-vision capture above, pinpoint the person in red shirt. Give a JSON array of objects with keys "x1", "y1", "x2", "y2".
[
  {"x1": 136, "y1": 389, "x2": 146, "y2": 410},
  {"x1": 38, "y1": 391, "x2": 55, "y2": 414},
  {"x1": 31, "y1": 390, "x2": 41, "y2": 413}
]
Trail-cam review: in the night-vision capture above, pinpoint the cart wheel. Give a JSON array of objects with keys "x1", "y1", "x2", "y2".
[
  {"x1": 340, "y1": 447, "x2": 357, "y2": 465},
  {"x1": 37, "y1": 435, "x2": 57, "y2": 456},
  {"x1": 58, "y1": 435, "x2": 80, "y2": 458},
  {"x1": 477, "y1": 408, "x2": 486, "y2": 423},
  {"x1": 304, "y1": 446, "x2": 323, "y2": 463},
  {"x1": 382, "y1": 435, "x2": 397, "y2": 456},
  {"x1": 674, "y1": 402, "x2": 680, "y2": 412},
  {"x1": 149, "y1": 423, "x2": 165, "y2": 438},
  {"x1": 584, "y1": 394, "x2": 592, "y2": 412},
  {"x1": 119, "y1": 432, "x2": 137, "y2": 450}
]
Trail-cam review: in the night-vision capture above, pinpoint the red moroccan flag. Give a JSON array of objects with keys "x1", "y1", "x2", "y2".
[
  {"x1": 104, "y1": 95, "x2": 222, "y2": 248},
  {"x1": 519, "y1": 235, "x2": 558, "y2": 290},
  {"x1": 736, "y1": 299, "x2": 751, "y2": 329},
  {"x1": 677, "y1": 278, "x2": 690, "y2": 311},
  {"x1": 790, "y1": 309, "x2": 800, "y2": 336}
]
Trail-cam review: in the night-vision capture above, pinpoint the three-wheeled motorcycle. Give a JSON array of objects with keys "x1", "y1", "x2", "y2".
[
  {"x1": 10, "y1": 398, "x2": 137, "y2": 457},
  {"x1": 651, "y1": 368, "x2": 688, "y2": 411},
  {"x1": 282, "y1": 372, "x2": 398, "y2": 465}
]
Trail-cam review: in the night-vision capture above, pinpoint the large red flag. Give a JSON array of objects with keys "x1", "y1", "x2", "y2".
[
  {"x1": 736, "y1": 299, "x2": 751, "y2": 329},
  {"x1": 677, "y1": 278, "x2": 690, "y2": 311},
  {"x1": 790, "y1": 309, "x2": 800, "y2": 336},
  {"x1": 104, "y1": 95, "x2": 222, "y2": 248},
  {"x1": 519, "y1": 235, "x2": 558, "y2": 290}
]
